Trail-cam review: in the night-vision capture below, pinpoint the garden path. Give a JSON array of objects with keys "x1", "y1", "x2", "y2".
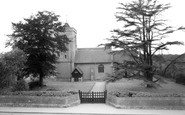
[{"x1": 90, "y1": 81, "x2": 106, "y2": 92}]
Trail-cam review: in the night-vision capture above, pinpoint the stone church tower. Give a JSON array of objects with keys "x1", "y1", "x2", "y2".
[{"x1": 56, "y1": 23, "x2": 77, "y2": 80}]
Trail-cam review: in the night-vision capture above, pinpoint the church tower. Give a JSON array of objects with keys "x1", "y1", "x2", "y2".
[{"x1": 56, "y1": 23, "x2": 77, "y2": 80}]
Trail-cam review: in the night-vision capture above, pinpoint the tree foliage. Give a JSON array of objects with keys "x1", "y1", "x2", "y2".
[
  {"x1": 0, "y1": 49, "x2": 26, "y2": 88},
  {"x1": 7, "y1": 11, "x2": 69, "y2": 86},
  {"x1": 103, "y1": 0, "x2": 184, "y2": 83}
]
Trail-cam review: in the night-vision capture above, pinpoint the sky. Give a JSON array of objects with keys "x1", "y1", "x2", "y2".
[{"x1": 0, "y1": 0, "x2": 185, "y2": 54}]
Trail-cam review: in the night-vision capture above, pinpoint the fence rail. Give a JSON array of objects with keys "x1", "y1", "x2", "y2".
[{"x1": 79, "y1": 90, "x2": 107, "y2": 103}]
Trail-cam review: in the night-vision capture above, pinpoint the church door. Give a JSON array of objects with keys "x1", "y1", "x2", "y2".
[{"x1": 74, "y1": 77, "x2": 79, "y2": 82}]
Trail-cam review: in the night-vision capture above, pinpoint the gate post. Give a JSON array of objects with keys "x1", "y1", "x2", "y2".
[
  {"x1": 92, "y1": 91, "x2": 94, "y2": 103},
  {"x1": 104, "y1": 90, "x2": 107, "y2": 103},
  {"x1": 79, "y1": 90, "x2": 81, "y2": 103}
]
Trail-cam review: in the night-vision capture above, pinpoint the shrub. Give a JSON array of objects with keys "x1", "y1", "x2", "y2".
[
  {"x1": 0, "y1": 91, "x2": 78, "y2": 97},
  {"x1": 109, "y1": 91, "x2": 185, "y2": 97},
  {"x1": 12, "y1": 80, "x2": 29, "y2": 91},
  {"x1": 46, "y1": 87, "x2": 59, "y2": 91},
  {"x1": 28, "y1": 81, "x2": 41, "y2": 90},
  {"x1": 176, "y1": 73, "x2": 185, "y2": 85},
  {"x1": 0, "y1": 63, "x2": 16, "y2": 88},
  {"x1": 0, "y1": 49, "x2": 26, "y2": 89}
]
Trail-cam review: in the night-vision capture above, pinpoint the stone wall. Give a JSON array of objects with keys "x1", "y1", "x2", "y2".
[
  {"x1": 0, "y1": 94, "x2": 80, "y2": 108},
  {"x1": 107, "y1": 94, "x2": 185, "y2": 109}
]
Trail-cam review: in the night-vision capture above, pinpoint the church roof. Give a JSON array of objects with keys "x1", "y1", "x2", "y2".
[{"x1": 75, "y1": 48, "x2": 112, "y2": 63}]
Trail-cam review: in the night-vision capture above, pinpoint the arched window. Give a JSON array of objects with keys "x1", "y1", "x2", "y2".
[{"x1": 98, "y1": 64, "x2": 104, "y2": 73}]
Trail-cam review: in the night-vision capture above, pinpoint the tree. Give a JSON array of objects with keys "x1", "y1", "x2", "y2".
[
  {"x1": 7, "y1": 11, "x2": 69, "y2": 86},
  {"x1": 103, "y1": 0, "x2": 184, "y2": 83},
  {"x1": 0, "y1": 49, "x2": 26, "y2": 88}
]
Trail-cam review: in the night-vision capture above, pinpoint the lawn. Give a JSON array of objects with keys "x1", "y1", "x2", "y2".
[
  {"x1": 41, "y1": 79, "x2": 95, "y2": 92},
  {"x1": 106, "y1": 78, "x2": 185, "y2": 94}
]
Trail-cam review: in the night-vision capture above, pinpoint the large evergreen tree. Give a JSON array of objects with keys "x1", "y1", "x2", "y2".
[
  {"x1": 7, "y1": 11, "x2": 69, "y2": 86},
  {"x1": 103, "y1": 0, "x2": 184, "y2": 83}
]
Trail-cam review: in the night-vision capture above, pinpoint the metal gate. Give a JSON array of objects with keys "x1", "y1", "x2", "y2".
[{"x1": 79, "y1": 90, "x2": 107, "y2": 103}]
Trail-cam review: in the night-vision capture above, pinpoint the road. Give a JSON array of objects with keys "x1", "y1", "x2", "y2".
[{"x1": 0, "y1": 104, "x2": 185, "y2": 115}]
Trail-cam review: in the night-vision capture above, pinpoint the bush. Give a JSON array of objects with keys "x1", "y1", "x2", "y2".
[
  {"x1": 176, "y1": 73, "x2": 185, "y2": 85},
  {"x1": 0, "y1": 91, "x2": 78, "y2": 97},
  {"x1": 0, "y1": 63, "x2": 15, "y2": 89},
  {"x1": 0, "y1": 49, "x2": 26, "y2": 89},
  {"x1": 46, "y1": 87, "x2": 59, "y2": 91},
  {"x1": 109, "y1": 91, "x2": 185, "y2": 97},
  {"x1": 28, "y1": 81, "x2": 41, "y2": 90},
  {"x1": 12, "y1": 80, "x2": 29, "y2": 91}
]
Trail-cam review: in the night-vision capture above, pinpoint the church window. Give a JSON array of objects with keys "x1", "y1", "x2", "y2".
[
  {"x1": 64, "y1": 55, "x2": 67, "y2": 59},
  {"x1": 98, "y1": 64, "x2": 104, "y2": 73}
]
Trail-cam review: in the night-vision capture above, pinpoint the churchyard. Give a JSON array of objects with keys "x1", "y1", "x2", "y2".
[
  {"x1": 42, "y1": 79, "x2": 95, "y2": 92},
  {"x1": 106, "y1": 78, "x2": 185, "y2": 94}
]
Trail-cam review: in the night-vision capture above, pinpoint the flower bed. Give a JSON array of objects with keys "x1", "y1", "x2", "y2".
[
  {"x1": 109, "y1": 91, "x2": 185, "y2": 97},
  {"x1": 107, "y1": 91, "x2": 185, "y2": 109},
  {"x1": 0, "y1": 91, "x2": 77, "y2": 97},
  {"x1": 0, "y1": 91, "x2": 80, "y2": 107}
]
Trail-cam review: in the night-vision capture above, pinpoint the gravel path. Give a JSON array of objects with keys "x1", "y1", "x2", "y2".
[{"x1": 90, "y1": 82, "x2": 106, "y2": 92}]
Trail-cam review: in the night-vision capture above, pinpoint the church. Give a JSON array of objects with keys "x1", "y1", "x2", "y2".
[{"x1": 56, "y1": 23, "x2": 129, "y2": 81}]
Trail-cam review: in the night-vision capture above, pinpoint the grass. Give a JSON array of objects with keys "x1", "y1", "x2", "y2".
[
  {"x1": 106, "y1": 78, "x2": 185, "y2": 94},
  {"x1": 38, "y1": 79, "x2": 95, "y2": 92}
]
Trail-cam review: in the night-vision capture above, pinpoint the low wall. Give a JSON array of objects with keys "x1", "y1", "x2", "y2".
[
  {"x1": 0, "y1": 94, "x2": 80, "y2": 108},
  {"x1": 107, "y1": 94, "x2": 185, "y2": 109}
]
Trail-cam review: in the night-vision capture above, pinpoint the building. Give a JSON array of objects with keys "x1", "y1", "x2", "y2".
[{"x1": 56, "y1": 23, "x2": 129, "y2": 81}]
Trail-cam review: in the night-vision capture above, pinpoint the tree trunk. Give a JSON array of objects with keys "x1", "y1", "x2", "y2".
[
  {"x1": 146, "y1": 72, "x2": 153, "y2": 81},
  {"x1": 39, "y1": 71, "x2": 44, "y2": 86},
  {"x1": 144, "y1": 67, "x2": 153, "y2": 82}
]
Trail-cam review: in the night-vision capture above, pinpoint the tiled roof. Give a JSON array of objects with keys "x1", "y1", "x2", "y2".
[{"x1": 75, "y1": 48, "x2": 112, "y2": 63}]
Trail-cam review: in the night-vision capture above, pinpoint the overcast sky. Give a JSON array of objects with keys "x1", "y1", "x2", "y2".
[{"x1": 0, "y1": 0, "x2": 185, "y2": 54}]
